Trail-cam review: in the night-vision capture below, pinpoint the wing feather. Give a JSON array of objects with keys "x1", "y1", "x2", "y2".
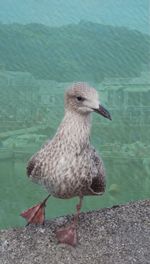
[{"x1": 89, "y1": 147, "x2": 106, "y2": 194}]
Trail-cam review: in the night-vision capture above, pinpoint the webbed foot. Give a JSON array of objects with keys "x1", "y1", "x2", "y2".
[
  {"x1": 20, "y1": 194, "x2": 50, "y2": 225},
  {"x1": 56, "y1": 224, "x2": 77, "y2": 247}
]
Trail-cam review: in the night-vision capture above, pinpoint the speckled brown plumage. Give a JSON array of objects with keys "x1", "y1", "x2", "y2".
[
  {"x1": 27, "y1": 83, "x2": 106, "y2": 199},
  {"x1": 22, "y1": 82, "x2": 111, "y2": 246}
]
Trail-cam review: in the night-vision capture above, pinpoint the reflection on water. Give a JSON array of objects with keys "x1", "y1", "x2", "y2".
[
  {"x1": 0, "y1": 73, "x2": 150, "y2": 228},
  {"x1": 0, "y1": 143, "x2": 149, "y2": 229},
  {"x1": 0, "y1": 13, "x2": 150, "y2": 229},
  {"x1": 0, "y1": 74, "x2": 150, "y2": 228}
]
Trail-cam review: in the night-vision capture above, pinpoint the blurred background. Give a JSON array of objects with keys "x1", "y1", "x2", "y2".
[{"x1": 0, "y1": 0, "x2": 150, "y2": 229}]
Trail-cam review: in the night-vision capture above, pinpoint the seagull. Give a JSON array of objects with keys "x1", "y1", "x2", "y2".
[{"x1": 21, "y1": 82, "x2": 111, "y2": 246}]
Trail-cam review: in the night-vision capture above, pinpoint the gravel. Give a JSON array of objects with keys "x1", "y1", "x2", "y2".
[{"x1": 0, "y1": 200, "x2": 150, "y2": 264}]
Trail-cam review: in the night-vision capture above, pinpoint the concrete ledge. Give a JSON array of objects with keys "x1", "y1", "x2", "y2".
[{"x1": 0, "y1": 200, "x2": 150, "y2": 264}]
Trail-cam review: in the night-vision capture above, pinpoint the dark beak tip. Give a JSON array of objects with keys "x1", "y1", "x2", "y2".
[
  {"x1": 94, "y1": 105, "x2": 112, "y2": 121},
  {"x1": 108, "y1": 115, "x2": 112, "y2": 121}
]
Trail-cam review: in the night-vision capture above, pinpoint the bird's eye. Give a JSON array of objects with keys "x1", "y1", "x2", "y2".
[{"x1": 76, "y1": 96, "x2": 84, "y2": 102}]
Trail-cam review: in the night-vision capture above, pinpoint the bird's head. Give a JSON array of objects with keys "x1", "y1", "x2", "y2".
[{"x1": 65, "y1": 82, "x2": 111, "y2": 120}]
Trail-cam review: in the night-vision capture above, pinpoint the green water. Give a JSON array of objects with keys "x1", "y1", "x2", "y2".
[
  {"x1": 0, "y1": 0, "x2": 150, "y2": 229},
  {"x1": 0, "y1": 125, "x2": 150, "y2": 229},
  {"x1": 1, "y1": 156, "x2": 149, "y2": 229}
]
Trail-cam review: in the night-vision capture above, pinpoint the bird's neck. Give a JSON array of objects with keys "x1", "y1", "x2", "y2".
[{"x1": 55, "y1": 111, "x2": 91, "y2": 148}]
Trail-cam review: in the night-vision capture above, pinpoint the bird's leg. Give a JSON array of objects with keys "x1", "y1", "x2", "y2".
[
  {"x1": 56, "y1": 196, "x2": 83, "y2": 247},
  {"x1": 20, "y1": 194, "x2": 51, "y2": 226}
]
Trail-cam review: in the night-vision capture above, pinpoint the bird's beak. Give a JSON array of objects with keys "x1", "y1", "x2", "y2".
[{"x1": 93, "y1": 105, "x2": 112, "y2": 120}]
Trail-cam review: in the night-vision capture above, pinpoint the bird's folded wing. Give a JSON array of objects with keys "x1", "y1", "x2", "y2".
[{"x1": 88, "y1": 147, "x2": 106, "y2": 194}]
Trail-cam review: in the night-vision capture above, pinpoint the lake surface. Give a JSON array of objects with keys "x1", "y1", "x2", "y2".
[
  {"x1": 0, "y1": 77, "x2": 150, "y2": 229},
  {"x1": 0, "y1": 141, "x2": 149, "y2": 229},
  {"x1": 0, "y1": 0, "x2": 150, "y2": 229}
]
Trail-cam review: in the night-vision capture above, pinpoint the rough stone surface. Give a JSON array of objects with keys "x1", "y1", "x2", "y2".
[{"x1": 0, "y1": 200, "x2": 150, "y2": 264}]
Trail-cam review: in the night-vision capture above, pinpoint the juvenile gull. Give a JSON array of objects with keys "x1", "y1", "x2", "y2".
[{"x1": 21, "y1": 82, "x2": 111, "y2": 246}]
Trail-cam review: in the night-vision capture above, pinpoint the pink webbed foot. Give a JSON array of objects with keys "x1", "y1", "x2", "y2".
[
  {"x1": 20, "y1": 203, "x2": 45, "y2": 225},
  {"x1": 56, "y1": 196, "x2": 83, "y2": 247},
  {"x1": 20, "y1": 194, "x2": 50, "y2": 226},
  {"x1": 56, "y1": 224, "x2": 77, "y2": 247}
]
